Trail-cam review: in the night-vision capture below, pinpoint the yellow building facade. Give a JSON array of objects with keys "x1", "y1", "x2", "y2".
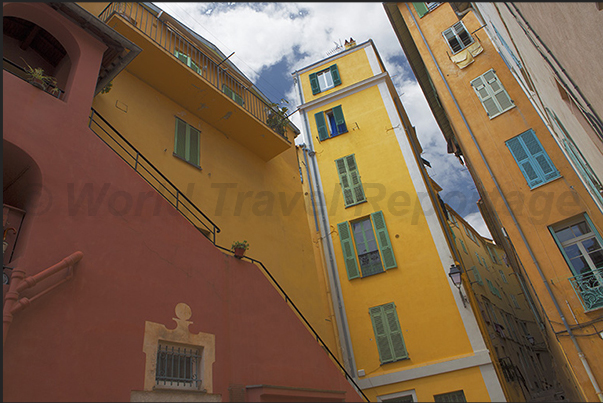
[
  {"x1": 293, "y1": 39, "x2": 506, "y2": 402},
  {"x1": 384, "y1": 3, "x2": 603, "y2": 401},
  {"x1": 77, "y1": 2, "x2": 341, "y2": 362}
]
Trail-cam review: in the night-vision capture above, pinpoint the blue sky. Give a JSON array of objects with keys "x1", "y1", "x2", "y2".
[{"x1": 155, "y1": 2, "x2": 491, "y2": 238}]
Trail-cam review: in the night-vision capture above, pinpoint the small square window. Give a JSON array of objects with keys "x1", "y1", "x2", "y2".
[
  {"x1": 442, "y1": 22, "x2": 473, "y2": 54},
  {"x1": 156, "y1": 343, "x2": 202, "y2": 390},
  {"x1": 434, "y1": 390, "x2": 466, "y2": 402}
]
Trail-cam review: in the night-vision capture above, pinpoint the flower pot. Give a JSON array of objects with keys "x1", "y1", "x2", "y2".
[
  {"x1": 234, "y1": 247, "x2": 246, "y2": 259},
  {"x1": 29, "y1": 78, "x2": 47, "y2": 90}
]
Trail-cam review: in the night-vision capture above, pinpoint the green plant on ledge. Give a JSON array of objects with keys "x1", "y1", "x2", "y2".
[
  {"x1": 100, "y1": 81, "x2": 113, "y2": 94},
  {"x1": 21, "y1": 58, "x2": 59, "y2": 96},
  {"x1": 266, "y1": 98, "x2": 289, "y2": 137},
  {"x1": 231, "y1": 240, "x2": 249, "y2": 259}
]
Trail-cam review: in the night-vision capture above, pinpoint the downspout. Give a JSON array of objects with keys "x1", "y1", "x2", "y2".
[
  {"x1": 300, "y1": 145, "x2": 320, "y2": 232},
  {"x1": 406, "y1": 4, "x2": 602, "y2": 401},
  {"x1": 293, "y1": 72, "x2": 358, "y2": 379},
  {"x1": 3, "y1": 251, "x2": 83, "y2": 346}
]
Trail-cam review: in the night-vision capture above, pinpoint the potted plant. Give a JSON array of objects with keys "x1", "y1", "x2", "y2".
[
  {"x1": 231, "y1": 240, "x2": 249, "y2": 259},
  {"x1": 21, "y1": 58, "x2": 58, "y2": 94},
  {"x1": 266, "y1": 98, "x2": 289, "y2": 137}
]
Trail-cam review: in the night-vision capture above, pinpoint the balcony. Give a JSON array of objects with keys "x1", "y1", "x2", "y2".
[
  {"x1": 568, "y1": 268, "x2": 603, "y2": 311},
  {"x1": 98, "y1": 3, "x2": 293, "y2": 161}
]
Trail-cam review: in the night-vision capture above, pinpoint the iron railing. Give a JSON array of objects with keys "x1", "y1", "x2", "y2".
[
  {"x1": 3, "y1": 57, "x2": 65, "y2": 100},
  {"x1": 88, "y1": 108, "x2": 220, "y2": 243},
  {"x1": 156, "y1": 344, "x2": 202, "y2": 389},
  {"x1": 213, "y1": 244, "x2": 370, "y2": 402},
  {"x1": 568, "y1": 268, "x2": 603, "y2": 311},
  {"x1": 97, "y1": 2, "x2": 290, "y2": 142}
]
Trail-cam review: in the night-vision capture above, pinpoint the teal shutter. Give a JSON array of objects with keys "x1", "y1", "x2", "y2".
[
  {"x1": 188, "y1": 126, "x2": 200, "y2": 166},
  {"x1": 383, "y1": 303, "x2": 408, "y2": 360},
  {"x1": 338, "y1": 221, "x2": 360, "y2": 280},
  {"x1": 521, "y1": 130, "x2": 559, "y2": 182},
  {"x1": 370, "y1": 306, "x2": 394, "y2": 364},
  {"x1": 330, "y1": 64, "x2": 341, "y2": 86},
  {"x1": 506, "y1": 135, "x2": 542, "y2": 188},
  {"x1": 412, "y1": 2, "x2": 429, "y2": 18},
  {"x1": 506, "y1": 130, "x2": 559, "y2": 189},
  {"x1": 371, "y1": 211, "x2": 397, "y2": 270},
  {"x1": 336, "y1": 157, "x2": 355, "y2": 206},
  {"x1": 309, "y1": 73, "x2": 320, "y2": 95},
  {"x1": 175, "y1": 50, "x2": 188, "y2": 63},
  {"x1": 460, "y1": 239, "x2": 467, "y2": 253},
  {"x1": 472, "y1": 267, "x2": 483, "y2": 285},
  {"x1": 315, "y1": 112, "x2": 329, "y2": 141},
  {"x1": 332, "y1": 105, "x2": 347, "y2": 134},
  {"x1": 222, "y1": 84, "x2": 233, "y2": 98},
  {"x1": 345, "y1": 154, "x2": 365, "y2": 204},
  {"x1": 174, "y1": 118, "x2": 187, "y2": 159}
]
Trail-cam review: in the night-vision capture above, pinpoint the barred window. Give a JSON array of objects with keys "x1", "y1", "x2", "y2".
[{"x1": 156, "y1": 343, "x2": 202, "y2": 389}]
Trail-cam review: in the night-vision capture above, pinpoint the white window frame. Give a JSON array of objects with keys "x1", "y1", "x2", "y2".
[
  {"x1": 378, "y1": 389, "x2": 418, "y2": 402},
  {"x1": 317, "y1": 69, "x2": 334, "y2": 92},
  {"x1": 442, "y1": 21, "x2": 474, "y2": 54}
]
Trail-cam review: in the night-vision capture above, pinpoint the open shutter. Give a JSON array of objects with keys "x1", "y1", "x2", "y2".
[
  {"x1": 336, "y1": 157, "x2": 355, "y2": 206},
  {"x1": 332, "y1": 105, "x2": 347, "y2": 134},
  {"x1": 188, "y1": 126, "x2": 200, "y2": 166},
  {"x1": 460, "y1": 239, "x2": 467, "y2": 253},
  {"x1": 412, "y1": 2, "x2": 429, "y2": 18},
  {"x1": 315, "y1": 112, "x2": 329, "y2": 141},
  {"x1": 521, "y1": 129, "x2": 559, "y2": 182},
  {"x1": 370, "y1": 306, "x2": 394, "y2": 364},
  {"x1": 483, "y1": 70, "x2": 514, "y2": 112},
  {"x1": 345, "y1": 155, "x2": 365, "y2": 204},
  {"x1": 506, "y1": 135, "x2": 543, "y2": 188},
  {"x1": 383, "y1": 303, "x2": 408, "y2": 360},
  {"x1": 174, "y1": 118, "x2": 187, "y2": 159},
  {"x1": 309, "y1": 73, "x2": 320, "y2": 95},
  {"x1": 338, "y1": 221, "x2": 360, "y2": 280},
  {"x1": 330, "y1": 64, "x2": 341, "y2": 86},
  {"x1": 371, "y1": 211, "x2": 396, "y2": 270},
  {"x1": 470, "y1": 75, "x2": 501, "y2": 118}
]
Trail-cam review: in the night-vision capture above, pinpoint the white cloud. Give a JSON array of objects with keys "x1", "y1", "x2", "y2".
[{"x1": 463, "y1": 211, "x2": 492, "y2": 240}]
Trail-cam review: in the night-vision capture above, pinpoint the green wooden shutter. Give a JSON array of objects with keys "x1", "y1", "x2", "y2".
[
  {"x1": 483, "y1": 70, "x2": 514, "y2": 112},
  {"x1": 315, "y1": 112, "x2": 329, "y2": 141},
  {"x1": 330, "y1": 64, "x2": 341, "y2": 86},
  {"x1": 370, "y1": 306, "x2": 394, "y2": 364},
  {"x1": 470, "y1": 75, "x2": 501, "y2": 118},
  {"x1": 345, "y1": 155, "x2": 365, "y2": 204},
  {"x1": 175, "y1": 50, "x2": 188, "y2": 63},
  {"x1": 174, "y1": 118, "x2": 187, "y2": 159},
  {"x1": 383, "y1": 303, "x2": 408, "y2": 360},
  {"x1": 222, "y1": 84, "x2": 233, "y2": 99},
  {"x1": 506, "y1": 135, "x2": 543, "y2": 188},
  {"x1": 335, "y1": 157, "x2": 354, "y2": 206},
  {"x1": 309, "y1": 72, "x2": 320, "y2": 95},
  {"x1": 332, "y1": 105, "x2": 347, "y2": 134},
  {"x1": 338, "y1": 221, "x2": 360, "y2": 280},
  {"x1": 521, "y1": 129, "x2": 559, "y2": 182},
  {"x1": 412, "y1": 2, "x2": 429, "y2": 18},
  {"x1": 188, "y1": 126, "x2": 200, "y2": 166},
  {"x1": 460, "y1": 239, "x2": 467, "y2": 253},
  {"x1": 371, "y1": 211, "x2": 397, "y2": 270}
]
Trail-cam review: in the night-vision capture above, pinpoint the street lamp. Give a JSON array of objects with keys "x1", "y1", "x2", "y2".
[{"x1": 448, "y1": 264, "x2": 467, "y2": 308}]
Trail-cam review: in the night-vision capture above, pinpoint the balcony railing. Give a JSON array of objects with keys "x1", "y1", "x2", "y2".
[
  {"x1": 3, "y1": 58, "x2": 65, "y2": 100},
  {"x1": 568, "y1": 267, "x2": 603, "y2": 311},
  {"x1": 98, "y1": 2, "x2": 290, "y2": 142},
  {"x1": 88, "y1": 108, "x2": 220, "y2": 244}
]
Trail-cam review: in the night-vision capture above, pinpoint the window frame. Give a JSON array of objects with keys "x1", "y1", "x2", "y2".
[
  {"x1": 506, "y1": 129, "x2": 561, "y2": 189},
  {"x1": 155, "y1": 342, "x2": 202, "y2": 390},
  {"x1": 442, "y1": 21, "x2": 474, "y2": 54},
  {"x1": 434, "y1": 390, "x2": 467, "y2": 403},
  {"x1": 470, "y1": 69, "x2": 515, "y2": 119},
  {"x1": 309, "y1": 64, "x2": 341, "y2": 95},
  {"x1": 174, "y1": 117, "x2": 201, "y2": 168},
  {"x1": 316, "y1": 105, "x2": 348, "y2": 141}
]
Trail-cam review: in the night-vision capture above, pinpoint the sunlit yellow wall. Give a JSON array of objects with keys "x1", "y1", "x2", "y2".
[
  {"x1": 79, "y1": 2, "x2": 339, "y2": 359},
  {"x1": 395, "y1": 3, "x2": 603, "y2": 401},
  {"x1": 298, "y1": 42, "x2": 495, "y2": 400}
]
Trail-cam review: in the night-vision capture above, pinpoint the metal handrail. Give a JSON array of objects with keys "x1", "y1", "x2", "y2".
[
  {"x1": 568, "y1": 268, "x2": 603, "y2": 311},
  {"x1": 98, "y1": 2, "x2": 290, "y2": 142},
  {"x1": 3, "y1": 57, "x2": 65, "y2": 100},
  {"x1": 214, "y1": 244, "x2": 370, "y2": 402},
  {"x1": 88, "y1": 108, "x2": 220, "y2": 243}
]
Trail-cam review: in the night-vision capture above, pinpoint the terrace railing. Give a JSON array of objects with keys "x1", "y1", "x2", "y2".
[
  {"x1": 98, "y1": 2, "x2": 290, "y2": 142},
  {"x1": 3, "y1": 57, "x2": 65, "y2": 100},
  {"x1": 568, "y1": 267, "x2": 603, "y2": 311}
]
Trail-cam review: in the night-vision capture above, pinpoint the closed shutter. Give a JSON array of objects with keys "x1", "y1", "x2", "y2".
[
  {"x1": 521, "y1": 129, "x2": 559, "y2": 182},
  {"x1": 470, "y1": 75, "x2": 500, "y2": 117},
  {"x1": 174, "y1": 118, "x2": 187, "y2": 159},
  {"x1": 338, "y1": 221, "x2": 360, "y2": 280},
  {"x1": 383, "y1": 303, "x2": 408, "y2": 360},
  {"x1": 460, "y1": 239, "x2": 467, "y2": 253},
  {"x1": 336, "y1": 155, "x2": 365, "y2": 207},
  {"x1": 315, "y1": 112, "x2": 329, "y2": 141},
  {"x1": 370, "y1": 306, "x2": 394, "y2": 364},
  {"x1": 330, "y1": 64, "x2": 341, "y2": 86},
  {"x1": 222, "y1": 84, "x2": 233, "y2": 99},
  {"x1": 412, "y1": 2, "x2": 429, "y2": 18},
  {"x1": 470, "y1": 70, "x2": 514, "y2": 118},
  {"x1": 506, "y1": 130, "x2": 559, "y2": 188},
  {"x1": 175, "y1": 50, "x2": 188, "y2": 63},
  {"x1": 189, "y1": 126, "x2": 200, "y2": 166},
  {"x1": 336, "y1": 157, "x2": 354, "y2": 206},
  {"x1": 483, "y1": 70, "x2": 514, "y2": 112},
  {"x1": 345, "y1": 155, "x2": 365, "y2": 204},
  {"x1": 371, "y1": 211, "x2": 397, "y2": 270},
  {"x1": 332, "y1": 105, "x2": 347, "y2": 134},
  {"x1": 309, "y1": 72, "x2": 320, "y2": 95}
]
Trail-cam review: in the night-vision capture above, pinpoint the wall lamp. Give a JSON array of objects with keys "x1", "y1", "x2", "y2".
[{"x1": 449, "y1": 264, "x2": 468, "y2": 308}]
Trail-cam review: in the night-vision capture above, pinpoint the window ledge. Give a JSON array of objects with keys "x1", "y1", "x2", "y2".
[
  {"x1": 344, "y1": 200, "x2": 367, "y2": 209},
  {"x1": 173, "y1": 152, "x2": 202, "y2": 171},
  {"x1": 488, "y1": 104, "x2": 516, "y2": 120},
  {"x1": 528, "y1": 175, "x2": 563, "y2": 191},
  {"x1": 381, "y1": 356, "x2": 410, "y2": 366}
]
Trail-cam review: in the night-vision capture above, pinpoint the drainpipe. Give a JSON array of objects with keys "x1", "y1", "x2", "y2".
[
  {"x1": 405, "y1": 4, "x2": 602, "y2": 401},
  {"x1": 3, "y1": 251, "x2": 83, "y2": 346},
  {"x1": 293, "y1": 72, "x2": 357, "y2": 379},
  {"x1": 299, "y1": 144, "x2": 320, "y2": 232}
]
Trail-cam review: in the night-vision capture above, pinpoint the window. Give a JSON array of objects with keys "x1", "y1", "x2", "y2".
[
  {"x1": 335, "y1": 154, "x2": 365, "y2": 207},
  {"x1": 174, "y1": 117, "x2": 200, "y2": 167},
  {"x1": 476, "y1": 252, "x2": 483, "y2": 266},
  {"x1": 221, "y1": 84, "x2": 244, "y2": 106},
  {"x1": 472, "y1": 266, "x2": 483, "y2": 285},
  {"x1": 487, "y1": 244, "x2": 500, "y2": 264},
  {"x1": 550, "y1": 215, "x2": 603, "y2": 311},
  {"x1": 510, "y1": 294, "x2": 521, "y2": 309},
  {"x1": 506, "y1": 129, "x2": 561, "y2": 189},
  {"x1": 500, "y1": 270, "x2": 508, "y2": 284},
  {"x1": 449, "y1": 213, "x2": 458, "y2": 227},
  {"x1": 470, "y1": 69, "x2": 515, "y2": 119},
  {"x1": 369, "y1": 302, "x2": 408, "y2": 364},
  {"x1": 338, "y1": 211, "x2": 396, "y2": 280},
  {"x1": 156, "y1": 343, "x2": 202, "y2": 389},
  {"x1": 442, "y1": 22, "x2": 474, "y2": 54},
  {"x1": 413, "y1": 2, "x2": 441, "y2": 18},
  {"x1": 379, "y1": 391, "x2": 416, "y2": 402},
  {"x1": 460, "y1": 239, "x2": 467, "y2": 254},
  {"x1": 487, "y1": 279, "x2": 501, "y2": 298},
  {"x1": 309, "y1": 64, "x2": 341, "y2": 95},
  {"x1": 315, "y1": 105, "x2": 348, "y2": 140},
  {"x1": 465, "y1": 225, "x2": 478, "y2": 244},
  {"x1": 174, "y1": 50, "x2": 201, "y2": 74},
  {"x1": 434, "y1": 390, "x2": 466, "y2": 402}
]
